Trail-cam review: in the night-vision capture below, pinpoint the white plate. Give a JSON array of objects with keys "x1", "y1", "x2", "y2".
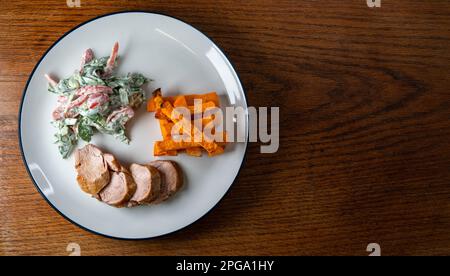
[{"x1": 19, "y1": 12, "x2": 248, "y2": 239}]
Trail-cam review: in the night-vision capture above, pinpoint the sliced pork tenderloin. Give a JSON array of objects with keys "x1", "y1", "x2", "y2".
[
  {"x1": 103, "y1": 153, "x2": 122, "y2": 172},
  {"x1": 99, "y1": 170, "x2": 136, "y2": 208},
  {"x1": 149, "y1": 160, "x2": 183, "y2": 203},
  {"x1": 74, "y1": 144, "x2": 110, "y2": 195},
  {"x1": 128, "y1": 164, "x2": 161, "y2": 207}
]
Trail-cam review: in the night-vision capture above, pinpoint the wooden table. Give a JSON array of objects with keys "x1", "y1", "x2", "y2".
[{"x1": 1, "y1": 0, "x2": 449, "y2": 256}]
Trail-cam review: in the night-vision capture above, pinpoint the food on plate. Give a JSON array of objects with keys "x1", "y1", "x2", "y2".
[
  {"x1": 147, "y1": 89, "x2": 229, "y2": 157},
  {"x1": 146, "y1": 92, "x2": 220, "y2": 112},
  {"x1": 150, "y1": 160, "x2": 184, "y2": 203},
  {"x1": 99, "y1": 170, "x2": 137, "y2": 208},
  {"x1": 157, "y1": 118, "x2": 178, "y2": 156},
  {"x1": 153, "y1": 140, "x2": 210, "y2": 155},
  {"x1": 74, "y1": 144, "x2": 110, "y2": 195},
  {"x1": 153, "y1": 136, "x2": 227, "y2": 156},
  {"x1": 74, "y1": 144, "x2": 183, "y2": 208},
  {"x1": 159, "y1": 101, "x2": 224, "y2": 155},
  {"x1": 103, "y1": 153, "x2": 122, "y2": 172},
  {"x1": 185, "y1": 147, "x2": 202, "y2": 157},
  {"x1": 128, "y1": 164, "x2": 161, "y2": 207},
  {"x1": 46, "y1": 42, "x2": 149, "y2": 158}
]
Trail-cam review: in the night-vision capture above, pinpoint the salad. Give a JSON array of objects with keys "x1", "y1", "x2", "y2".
[{"x1": 45, "y1": 42, "x2": 149, "y2": 158}]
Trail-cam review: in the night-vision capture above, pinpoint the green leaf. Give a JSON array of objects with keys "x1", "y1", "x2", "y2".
[
  {"x1": 78, "y1": 120, "x2": 93, "y2": 142},
  {"x1": 129, "y1": 73, "x2": 148, "y2": 87},
  {"x1": 119, "y1": 87, "x2": 130, "y2": 105},
  {"x1": 54, "y1": 125, "x2": 77, "y2": 158}
]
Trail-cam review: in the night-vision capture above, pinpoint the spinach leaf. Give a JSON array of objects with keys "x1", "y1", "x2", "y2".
[{"x1": 77, "y1": 119, "x2": 94, "y2": 142}]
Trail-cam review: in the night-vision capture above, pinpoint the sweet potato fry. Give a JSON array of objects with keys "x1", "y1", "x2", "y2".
[
  {"x1": 147, "y1": 92, "x2": 220, "y2": 112},
  {"x1": 189, "y1": 101, "x2": 217, "y2": 115},
  {"x1": 185, "y1": 92, "x2": 220, "y2": 106},
  {"x1": 154, "y1": 140, "x2": 197, "y2": 155},
  {"x1": 154, "y1": 147, "x2": 178, "y2": 156},
  {"x1": 149, "y1": 89, "x2": 226, "y2": 157},
  {"x1": 159, "y1": 119, "x2": 173, "y2": 140},
  {"x1": 161, "y1": 101, "x2": 223, "y2": 154},
  {"x1": 154, "y1": 140, "x2": 224, "y2": 155},
  {"x1": 149, "y1": 88, "x2": 164, "y2": 109},
  {"x1": 158, "y1": 119, "x2": 178, "y2": 156},
  {"x1": 154, "y1": 131, "x2": 227, "y2": 153},
  {"x1": 174, "y1": 96, "x2": 217, "y2": 115},
  {"x1": 185, "y1": 147, "x2": 202, "y2": 157},
  {"x1": 155, "y1": 150, "x2": 178, "y2": 156},
  {"x1": 173, "y1": 95, "x2": 188, "y2": 108}
]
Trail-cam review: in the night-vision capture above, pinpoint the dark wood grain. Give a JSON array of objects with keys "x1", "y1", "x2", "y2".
[{"x1": 1, "y1": 0, "x2": 449, "y2": 256}]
